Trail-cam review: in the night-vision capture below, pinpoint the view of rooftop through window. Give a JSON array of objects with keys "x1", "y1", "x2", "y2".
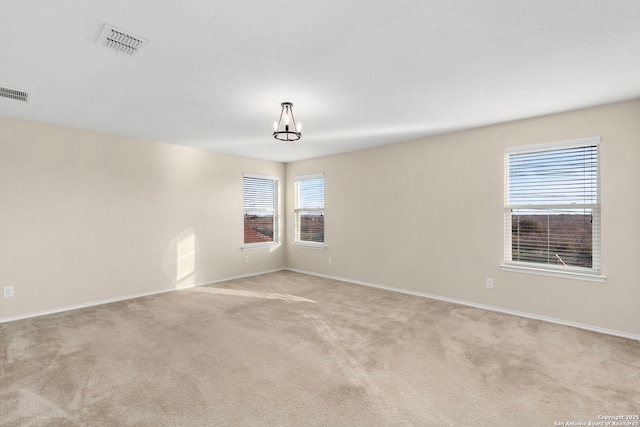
[{"x1": 243, "y1": 175, "x2": 277, "y2": 245}]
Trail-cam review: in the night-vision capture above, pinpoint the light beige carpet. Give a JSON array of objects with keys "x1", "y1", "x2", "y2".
[{"x1": 1, "y1": 271, "x2": 638, "y2": 426}]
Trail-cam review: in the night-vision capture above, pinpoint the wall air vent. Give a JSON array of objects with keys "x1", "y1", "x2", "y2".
[
  {"x1": 0, "y1": 87, "x2": 29, "y2": 102},
  {"x1": 97, "y1": 24, "x2": 147, "y2": 55}
]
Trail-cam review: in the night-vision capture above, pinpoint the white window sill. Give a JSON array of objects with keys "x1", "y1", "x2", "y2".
[
  {"x1": 293, "y1": 242, "x2": 326, "y2": 250},
  {"x1": 500, "y1": 263, "x2": 606, "y2": 282},
  {"x1": 242, "y1": 243, "x2": 279, "y2": 251}
]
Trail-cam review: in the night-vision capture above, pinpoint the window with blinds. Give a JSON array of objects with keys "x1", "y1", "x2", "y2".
[
  {"x1": 243, "y1": 174, "x2": 278, "y2": 246},
  {"x1": 505, "y1": 138, "x2": 600, "y2": 275},
  {"x1": 295, "y1": 173, "x2": 325, "y2": 246}
]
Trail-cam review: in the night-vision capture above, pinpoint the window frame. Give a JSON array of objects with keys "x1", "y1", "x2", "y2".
[
  {"x1": 501, "y1": 137, "x2": 605, "y2": 282},
  {"x1": 294, "y1": 173, "x2": 325, "y2": 249},
  {"x1": 242, "y1": 173, "x2": 279, "y2": 249}
]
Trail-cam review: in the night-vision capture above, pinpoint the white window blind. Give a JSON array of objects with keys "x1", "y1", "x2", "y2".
[
  {"x1": 505, "y1": 138, "x2": 600, "y2": 275},
  {"x1": 295, "y1": 173, "x2": 324, "y2": 245},
  {"x1": 243, "y1": 174, "x2": 278, "y2": 246}
]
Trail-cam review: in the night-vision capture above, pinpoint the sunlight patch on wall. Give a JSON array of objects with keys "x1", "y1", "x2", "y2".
[
  {"x1": 163, "y1": 229, "x2": 199, "y2": 289},
  {"x1": 176, "y1": 233, "x2": 196, "y2": 288},
  {"x1": 269, "y1": 242, "x2": 281, "y2": 253}
]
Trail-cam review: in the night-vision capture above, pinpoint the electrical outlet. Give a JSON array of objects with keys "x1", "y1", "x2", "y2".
[
  {"x1": 4, "y1": 287, "x2": 14, "y2": 298},
  {"x1": 243, "y1": 255, "x2": 249, "y2": 264},
  {"x1": 486, "y1": 278, "x2": 494, "y2": 289},
  {"x1": 328, "y1": 257, "x2": 333, "y2": 265}
]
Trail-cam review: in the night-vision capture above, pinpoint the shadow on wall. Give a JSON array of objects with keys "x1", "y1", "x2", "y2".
[{"x1": 163, "y1": 229, "x2": 198, "y2": 289}]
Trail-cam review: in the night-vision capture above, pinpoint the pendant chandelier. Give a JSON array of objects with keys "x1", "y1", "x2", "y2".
[{"x1": 273, "y1": 102, "x2": 301, "y2": 141}]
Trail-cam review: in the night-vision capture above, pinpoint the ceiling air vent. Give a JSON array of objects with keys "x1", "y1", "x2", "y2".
[
  {"x1": 97, "y1": 24, "x2": 147, "y2": 55},
  {"x1": 0, "y1": 87, "x2": 29, "y2": 102}
]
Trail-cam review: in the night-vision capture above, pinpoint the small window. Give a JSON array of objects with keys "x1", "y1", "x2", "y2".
[
  {"x1": 295, "y1": 173, "x2": 324, "y2": 247},
  {"x1": 243, "y1": 173, "x2": 278, "y2": 247},
  {"x1": 503, "y1": 137, "x2": 602, "y2": 280}
]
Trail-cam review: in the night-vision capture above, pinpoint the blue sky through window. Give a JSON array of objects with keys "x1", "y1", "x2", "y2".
[
  {"x1": 508, "y1": 145, "x2": 598, "y2": 208},
  {"x1": 298, "y1": 177, "x2": 324, "y2": 212}
]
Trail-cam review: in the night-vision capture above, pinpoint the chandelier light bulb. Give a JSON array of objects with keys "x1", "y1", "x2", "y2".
[{"x1": 273, "y1": 102, "x2": 302, "y2": 142}]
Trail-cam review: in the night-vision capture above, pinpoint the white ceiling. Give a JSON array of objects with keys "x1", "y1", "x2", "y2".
[{"x1": 1, "y1": 1, "x2": 640, "y2": 162}]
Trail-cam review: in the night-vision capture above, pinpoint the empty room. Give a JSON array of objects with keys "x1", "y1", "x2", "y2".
[{"x1": 1, "y1": 1, "x2": 639, "y2": 426}]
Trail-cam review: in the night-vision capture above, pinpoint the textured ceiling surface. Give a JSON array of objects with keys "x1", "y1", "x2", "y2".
[{"x1": 1, "y1": 1, "x2": 639, "y2": 162}]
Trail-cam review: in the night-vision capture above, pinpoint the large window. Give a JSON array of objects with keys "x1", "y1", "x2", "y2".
[
  {"x1": 243, "y1": 173, "x2": 278, "y2": 246},
  {"x1": 295, "y1": 173, "x2": 324, "y2": 247},
  {"x1": 503, "y1": 138, "x2": 602, "y2": 280}
]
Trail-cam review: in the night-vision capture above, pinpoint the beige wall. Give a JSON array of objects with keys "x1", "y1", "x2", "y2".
[
  {"x1": 2, "y1": 99, "x2": 639, "y2": 337},
  {"x1": 0, "y1": 117, "x2": 285, "y2": 320},
  {"x1": 286, "y1": 99, "x2": 640, "y2": 337}
]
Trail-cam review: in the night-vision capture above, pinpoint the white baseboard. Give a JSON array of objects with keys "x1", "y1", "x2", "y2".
[
  {"x1": 5, "y1": 267, "x2": 638, "y2": 341},
  {"x1": 0, "y1": 268, "x2": 285, "y2": 324},
  {"x1": 286, "y1": 268, "x2": 640, "y2": 341}
]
